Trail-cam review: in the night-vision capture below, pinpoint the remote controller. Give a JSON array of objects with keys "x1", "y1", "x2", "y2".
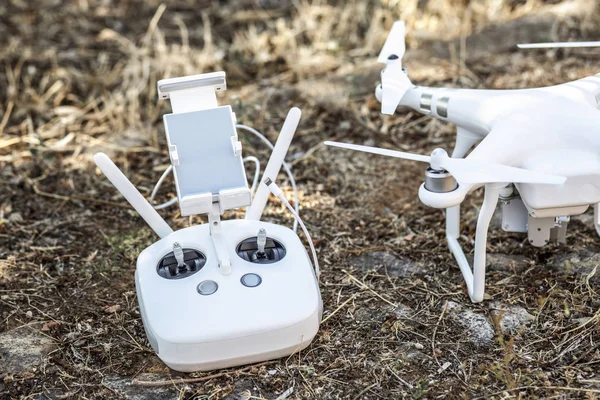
[{"x1": 94, "y1": 72, "x2": 321, "y2": 372}]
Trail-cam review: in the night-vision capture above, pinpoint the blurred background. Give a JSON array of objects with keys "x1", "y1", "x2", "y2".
[{"x1": 2, "y1": 0, "x2": 600, "y2": 398}]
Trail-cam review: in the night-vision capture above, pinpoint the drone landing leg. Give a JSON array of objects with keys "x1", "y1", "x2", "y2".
[
  {"x1": 594, "y1": 204, "x2": 600, "y2": 237},
  {"x1": 446, "y1": 184, "x2": 502, "y2": 303},
  {"x1": 445, "y1": 128, "x2": 482, "y2": 299}
]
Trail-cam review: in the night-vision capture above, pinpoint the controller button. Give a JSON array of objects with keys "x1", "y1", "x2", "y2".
[
  {"x1": 197, "y1": 280, "x2": 218, "y2": 295},
  {"x1": 241, "y1": 273, "x2": 262, "y2": 287}
]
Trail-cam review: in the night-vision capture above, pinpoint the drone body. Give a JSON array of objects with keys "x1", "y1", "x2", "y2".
[{"x1": 327, "y1": 21, "x2": 600, "y2": 302}]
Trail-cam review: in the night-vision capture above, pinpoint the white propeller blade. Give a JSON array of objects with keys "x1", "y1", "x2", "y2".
[
  {"x1": 378, "y1": 21, "x2": 406, "y2": 64},
  {"x1": 442, "y1": 158, "x2": 566, "y2": 185},
  {"x1": 324, "y1": 141, "x2": 429, "y2": 162},
  {"x1": 377, "y1": 21, "x2": 412, "y2": 114},
  {"x1": 381, "y1": 63, "x2": 412, "y2": 115},
  {"x1": 325, "y1": 141, "x2": 567, "y2": 186},
  {"x1": 518, "y1": 41, "x2": 600, "y2": 49}
]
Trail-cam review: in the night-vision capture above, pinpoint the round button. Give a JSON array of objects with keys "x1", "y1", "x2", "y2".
[
  {"x1": 241, "y1": 273, "x2": 262, "y2": 288},
  {"x1": 197, "y1": 280, "x2": 218, "y2": 295}
]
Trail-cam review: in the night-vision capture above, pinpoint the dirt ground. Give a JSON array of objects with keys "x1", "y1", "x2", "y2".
[{"x1": 2, "y1": 0, "x2": 600, "y2": 398}]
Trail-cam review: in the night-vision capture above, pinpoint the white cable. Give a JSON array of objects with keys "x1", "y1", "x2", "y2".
[
  {"x1": 264, "y1": 178, "x2": 320, "y2": 280},
  {"x1": 236, "y1": 124, "x2": 300, "y2": 232},
  {"x1": 243, "y1": 156, "x2": 261, "y2": 197},
  {"x1": 150, "y1": 165, "x2": 177, "y2": 210}
]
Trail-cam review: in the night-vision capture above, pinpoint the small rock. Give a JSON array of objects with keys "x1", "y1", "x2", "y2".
[
  {"x1": 394, "y1": 303, "x2": 414, "y2": 319},
  {"x1": 398, "y1": 343, "x2": 431, "y2": 364},
  {"x1": 8, "y1": 212, "x2": 23, "y2": 223},
  {"x1": 437, "y1": 361, "x2": 451, "y2": 374},
  {"x1": 224, "y1": 378, "x2": 270, "y2": 400},
  {"x1": 339, "y1": 120, "x2": 351, "y2": 131},
  {"x1": 445, "y1": 301, "x2": 494, "y2": 346},
  {"x1": 549, "y1": 252, "x2": 600, "y2": 282},
  {"x1": 489, "y1": 302, "x2": 534, "y2": 334},
  {"x1": 104, "y1": 304, "x2": 121, "y2": 313},
  {"x1": 0, "y1": 325, "x2": 57, "y2": 374},
  {"x1": 485, "y1": 254, "x2": 530, "y2": 273},
  {"x1": 349, "y1": 251, "x2": 419, "y2": 277},
  {"x1": 42, "y1": 321, "x2": 60, "y2": 332},
  {"x1": 104, "y1": 374, "x2": 179, "y2": 400}
]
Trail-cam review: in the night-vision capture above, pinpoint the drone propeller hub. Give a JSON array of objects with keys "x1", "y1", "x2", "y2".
[{"x1": 429, "y1": 148, "x2": 449, "y2": 171}]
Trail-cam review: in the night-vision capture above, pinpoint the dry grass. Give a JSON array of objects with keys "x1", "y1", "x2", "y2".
[{"x1": 2, "y1": 0, "x2": 600, "y2": 398}]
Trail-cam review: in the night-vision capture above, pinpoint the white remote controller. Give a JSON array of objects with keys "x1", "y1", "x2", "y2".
[{"x1": 94, "y1": 72, "x2": 321, "y2": 372}]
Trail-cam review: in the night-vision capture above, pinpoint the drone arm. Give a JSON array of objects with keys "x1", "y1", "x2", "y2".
[
  {"x1": 542, "y1": 75, "x2": 600, "y2": 110},
  {"x1": 378, "y1": 84, "x2": 494, "y2": 138}
]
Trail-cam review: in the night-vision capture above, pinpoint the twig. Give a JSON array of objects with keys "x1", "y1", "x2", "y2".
[
  {"x1": 321, "y1": 293, "x2": 358, "y2": 324},
  {"x1": 352, "y1": 382, "x2": 378, "y2": 400},
  {"x1": 431, "y1": 301, "x2": 448, "y2": 368},
  {"x1": 342, "y1": 269, "x2": 397, "y2": 307},
  {"x1": 131, "y1": 360, "x2": 275, "y2": 387},
  {"x1": 0, "y1": 101, "x2": 14, "y2": 133},
  {"x1": 386, "y1": 366, "x2": 414, "y2": 389}
]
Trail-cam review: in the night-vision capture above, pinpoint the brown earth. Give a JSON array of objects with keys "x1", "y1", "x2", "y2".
[{"x1": 2, "y1": 0, "x2": 600, "y2": 398}]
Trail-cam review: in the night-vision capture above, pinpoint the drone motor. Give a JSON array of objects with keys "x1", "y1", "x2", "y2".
[{"x1": 424, "y1": 167, "x2": 458, "y2": 193}]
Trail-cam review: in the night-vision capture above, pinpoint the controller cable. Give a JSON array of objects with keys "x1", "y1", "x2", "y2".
[{"x1": 264, "y1": 177, "x2": 320, "y2": 280}]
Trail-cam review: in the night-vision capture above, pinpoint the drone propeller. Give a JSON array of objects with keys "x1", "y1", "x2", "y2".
[
  {"x1": 377, "y1": 21, "x2": 413, "y2": 115},
  {"x1": 378, "y1": 21, "x2": 407, "y2": 64},
  {"x1": 518, "y1": 41, "x2": 600, "y2": 49},
  {"x1": 324, "y1": 141, "x2": 567, "y2": 186}
]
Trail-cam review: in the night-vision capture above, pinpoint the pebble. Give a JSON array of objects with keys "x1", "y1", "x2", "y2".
[
  {"x1": 0, "y1": 325, "x2": 57, "y2": 374},
  {"x1": 489, "y1": 302, "x2": 534, "y2": 334},
  {"x1": 348, "y1": 251, "x2": 419, "y2": 277},
  {"x1": 445, "y1": 301, "x2": 494, "y2": 346}
]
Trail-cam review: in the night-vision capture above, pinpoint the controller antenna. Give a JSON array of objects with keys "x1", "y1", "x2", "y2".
[
  {"x1": 245, "y1": 107, "x2": 301, "y2": 221},
  {"x1": 94, "y1": 153, "x2": 173, "y2": 239}
]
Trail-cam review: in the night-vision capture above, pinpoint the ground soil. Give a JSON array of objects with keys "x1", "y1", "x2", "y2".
[{"x1": 2, "y1": 1, "x2": 600, "y2": 399}]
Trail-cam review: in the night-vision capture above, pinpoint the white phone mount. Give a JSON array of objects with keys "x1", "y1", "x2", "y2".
[{"x1": 158, "y1": 72, "x2": 251, "y2": 275}]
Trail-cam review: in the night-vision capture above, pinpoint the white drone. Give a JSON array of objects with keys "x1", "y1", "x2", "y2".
[{"x1": 326, "y1": 21, "x2": 600, "y2": 303}]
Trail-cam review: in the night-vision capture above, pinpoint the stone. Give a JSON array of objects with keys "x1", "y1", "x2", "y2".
[
  {"x1": 7, "y1": 212, "x2": 23, "y2": 223},
  {"x1": 348, "y1": 251, "x2": 419, "y2": 277},
  {"x1": 446, "y1": 301, "x2": 494, "y2": 346},
  {"x1": 486, "y1": 254, "x2": 531, "y2": 273},
  {"x1": 223, "y1": 378, "x2": 273, "y2": 400},
  {"x1": 489, "y1": 302, "x2": 535, "y2": 334},
  {"x1": 398, "y1": 342, "x2": 431, "y2": 365},
  {"x1": 549, "y1": 251, "x2": 600, "y2": 282},
  {"x1": 104, "y1": 374, "x2": 179, "y2": 400},
  {"x1": 394, "y1": 303, "x2": 415, "y2": 319},
  {"x1": 0, "y1": 325, "x2": 57, "y2": 374}
]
